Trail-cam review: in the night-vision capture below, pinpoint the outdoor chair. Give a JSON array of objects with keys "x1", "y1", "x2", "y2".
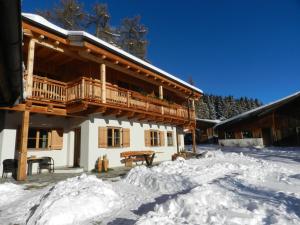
[
  {"x1": 38, "y1": 157, "x2": 54, "y2": 174},
  {"x1": 2, "y1": 159, "x2": 18, "y2": 178}
]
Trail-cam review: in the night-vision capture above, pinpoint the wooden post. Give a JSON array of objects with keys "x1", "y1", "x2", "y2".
[
  {"x1": 101, "y1": 64, "x2": 106, "y2": 103},
  {"x1": 127, "y1": 91, "x2": 130, "y2": 107},
  {"x1": 81, "y1": 78, "x2": 85, "y2": 99},
  {"x1": 17, "y1": 110, "x2": 30, "y2": 181},
  {"x1": 191, "y1": 99, "x2": 195, "y2": 109},
  {"x1": 26, "y1": 39, "x2": 36, "y2": 98},
  {"x1": 159, "y1": 85, "x2": 163, "y2": 100},
  {"x1": 192, "y1": 128, "x2": 196, "y2": 154}
]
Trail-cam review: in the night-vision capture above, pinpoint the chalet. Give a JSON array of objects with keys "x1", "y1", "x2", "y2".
[
  {"x1": 0, "y1": 14, "x2": 202, "y2": 180},
  {"x1": 215, "y1": 91, "x2": 300, "y2": 147}
]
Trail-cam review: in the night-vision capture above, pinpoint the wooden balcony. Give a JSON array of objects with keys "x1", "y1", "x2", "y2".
[{"x1": 29, "y1": 75, "x2": 195, "y2": 123}]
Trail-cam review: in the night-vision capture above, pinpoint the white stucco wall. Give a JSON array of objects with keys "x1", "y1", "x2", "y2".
[
  {"x1": 80, "y1": 115, "x2": 179, "y2": 171},
  {"x1": 219, "y1": 138, "x2": 264, "y2": 147},
  {"x1": 0, "y1": 111, "x2": 183, "y2": 174}
]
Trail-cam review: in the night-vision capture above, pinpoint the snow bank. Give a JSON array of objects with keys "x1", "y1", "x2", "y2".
[
  {"x1": 0, "y1": 183, "x2": 26, "y2": 207},
  {"x1": 136, "y1": 183, "x2": 300, "y2": 225},
  {"x1": 25, "y1": 174, "x2": 122, "y2": 225},
  {"x1": 132, "y1": 151, "x2": 300, "y2": 225}
]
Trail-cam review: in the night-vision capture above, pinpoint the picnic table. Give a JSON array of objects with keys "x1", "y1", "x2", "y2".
[{"x1": 120, "y1": 150, "x2": 156, "y2": 167}]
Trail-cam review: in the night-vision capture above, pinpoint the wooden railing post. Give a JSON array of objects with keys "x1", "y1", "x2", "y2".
[
  {"x1": 81, "y1": 78, "x2": 85, "y2": 99},
  {"x1": 17, "y1": 110, "x2": 30, "y2": 181},
  {"x1": 101, "y1": 64, "x2": 106, "y2": 103},
  {"x1": 127, "y1": 91, "x2": 130, "y2": 107},
  {"x1": 26, "y1": 39, "x2": 36, "y2": 98}
]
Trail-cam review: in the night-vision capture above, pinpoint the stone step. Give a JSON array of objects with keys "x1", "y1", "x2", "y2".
[{"x1": 54, "y1": 167, "x2": 84, "y2": 174}]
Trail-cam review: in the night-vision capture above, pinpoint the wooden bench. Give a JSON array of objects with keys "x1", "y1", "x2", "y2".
[{"x1": 120, "y1": 151, "x2": 155, "y2": 167}]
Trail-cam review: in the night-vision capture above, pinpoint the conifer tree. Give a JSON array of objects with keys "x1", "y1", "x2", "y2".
[{"x1": 118, "y1": 16, "x2": 148, "y2": 59}]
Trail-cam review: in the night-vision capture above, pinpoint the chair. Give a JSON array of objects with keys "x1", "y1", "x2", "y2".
[
  {"x1": 2, "y1": 159, "x2": 18, "y2": 178},
  {"x1": 38, "y1": 157, "x2": 54, "y2": 174}
]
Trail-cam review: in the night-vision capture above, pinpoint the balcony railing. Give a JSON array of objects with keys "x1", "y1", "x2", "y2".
[{"x1": 30, "y1": 75, "x2": 195, "y2": 120}]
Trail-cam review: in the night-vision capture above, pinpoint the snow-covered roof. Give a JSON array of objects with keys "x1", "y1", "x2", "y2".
[
  {"x1": 215, "y1": 91, "x2": 300, "y2": 129},
  {"x1": 22, "y1": 13, "x2": 203, "y2": 94},
  {"x1": 196, "y1": 118, "x2": 221, "y2": 124}
]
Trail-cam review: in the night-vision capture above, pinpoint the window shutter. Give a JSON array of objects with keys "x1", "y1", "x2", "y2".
[
  {"x1": 98, "y1": 127, "x2": 107, "y2": 148},
  {"x1": 160, "y1": 131, "x2": 165, "y2": 146},
  {"x1": 122, "y1": 128, "x2": 130, "y2": 147},
  {"x1": 50, "y1": 129, "x2": 63, "y2": 150},
  {"x1": 145, "y1": 130, "x2": 150, "y2": 147}
]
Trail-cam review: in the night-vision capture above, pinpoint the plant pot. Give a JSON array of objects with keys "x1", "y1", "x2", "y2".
[
  {"x1": 103, "y1": 159, "x2": 109, "y2": 172},
  {"x1": 97, "y1": 158, "x2": 103, "y2": 173}
]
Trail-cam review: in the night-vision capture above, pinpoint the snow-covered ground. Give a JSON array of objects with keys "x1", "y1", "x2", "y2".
[{"x1": 0, "y1": 146, "x2": 300, "y2": 225}]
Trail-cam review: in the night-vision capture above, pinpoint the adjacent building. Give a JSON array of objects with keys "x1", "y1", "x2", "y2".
[
  {"x1": 0, "y1": 13, "x2": 202, "y2": 180},
  {"x1": 215, "y1": 92, "x2": 300, "y2": 147}
]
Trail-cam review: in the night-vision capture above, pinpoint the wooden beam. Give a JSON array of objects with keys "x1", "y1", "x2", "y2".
[
  {"x1": 67, "y1": 102, "x2": 88, "y2": 114},
  {"x1": 17, "y1": 110, "x2": 30, "y2": 181},
  {"x1": 26, "y1": 39, "x2": 36, "y2": 97},
  {"x1": 192, "y1": 128, "x2": 196, "y2": 153},
  {"x1": 101, "y1": 63, "x2": 106, "y2": 103}
]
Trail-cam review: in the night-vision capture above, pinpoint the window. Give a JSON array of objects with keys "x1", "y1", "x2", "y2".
[
  {"x1": 242, "y1": 131, "x2": 253, "y2": 139},
  {"x1": 107, "y1": 128, "x2": 121, "y2": 147},
  {"x1": 145, "y1": 130, "x2": 164, "y2": 147},
  {"x1": 28, "y1": 128, "x2": 49, "y2": 149},
  {"x1": 150, "y1": 130, "x2": 160, "y2": 146},
  {"x1": 225, "y1": 131, "x2": 234, "y2": 139},
  {"x1": 27, "y1": 128, "x2": 63, "y2": 150},
  {"x1": 98, "y1": 127, "x2": 130, "y2": 148},
  {"x1": 167, "y1": 132, "x2": 174, "y2": 146}
]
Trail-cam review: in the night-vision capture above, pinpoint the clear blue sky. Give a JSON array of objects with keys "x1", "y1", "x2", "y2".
[{"x1": 22, "y1": 0, "x2": 300, "y2": 103}]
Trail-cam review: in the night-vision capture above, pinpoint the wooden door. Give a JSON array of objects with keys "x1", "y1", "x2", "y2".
[{"x1": 74, "y1": 128, "x2": 81, "y2": 167}]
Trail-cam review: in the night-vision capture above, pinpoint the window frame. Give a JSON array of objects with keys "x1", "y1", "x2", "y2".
[
  {"x1": 167, "y1": 131, "x2": 174, "y2": 146},
  {"x1": 150, "y1": 130, "x2": 160, "y2": 147},
  {"x1": 107, "y1": 127, "x2": 122, "y2": 148},
  {"x1": 27, "y1": 127, "x2": 51, "y2": 150}
]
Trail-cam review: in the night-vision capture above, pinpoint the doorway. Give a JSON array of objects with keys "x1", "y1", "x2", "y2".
[
  {"x1": 73, "y1": 128, "x2": 81, "y2": 167},
  {"x1": 262, "y1": 128, "x2": 272, "y2": 146}
]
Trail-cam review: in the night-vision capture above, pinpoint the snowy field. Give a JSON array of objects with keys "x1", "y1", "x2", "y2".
[{"x1": 0, "y1": 146, "x2": 300, "y2": 225}]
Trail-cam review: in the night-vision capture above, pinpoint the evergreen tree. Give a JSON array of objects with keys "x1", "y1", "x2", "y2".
[
  {"x1": 38, "y1": 0, "x2": 86, "y2": 30},
  {"x1": 118, "y1": 16, "x2": 148, "y2": 59},
  {"x1": 86, "y1": 3, "x2": 117, "y2": 44}
]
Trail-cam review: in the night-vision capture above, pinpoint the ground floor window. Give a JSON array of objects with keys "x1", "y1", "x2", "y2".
[
  {"x1": 27, "y1": 128, "x2": 63, "y2": 150},
  {"x1": 242, "y1": 130, "x2": 253, "y2": 139},
  {"x1": 107, "y1": 128, "x2": 121, "y2": 147},
  {"x1": 225, "y1": 131, "x2": 234, "y2": 139},
  {"x1": 167, "y1": 132, "x2": 174, "y2": 146},
  {"x1": 150, "y1": 130, "x2": 160, "y2": 146},
  {"x1": 98, "y1": 127, "x2": 130, "y2": 148}
]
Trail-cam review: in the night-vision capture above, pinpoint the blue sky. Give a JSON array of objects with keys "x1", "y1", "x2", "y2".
[{"x1": 22, "y1": 0, "x2": 300, "y2": 103}]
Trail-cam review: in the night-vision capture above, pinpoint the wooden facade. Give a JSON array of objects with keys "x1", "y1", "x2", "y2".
[
  {"x1": 216, "y1": 93, "x2": 300, "y2": 147},
  {"x1": 0, "y1": 15, "x2": 202, "y2": 180}
]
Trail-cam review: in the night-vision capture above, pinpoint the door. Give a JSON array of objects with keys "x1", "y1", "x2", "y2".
[
  {"x1": 262, "y1": 128, "x2": 272, "y2": 146},
  {"x1": 74, "y1": 128, "x2": 81, "y2": 167}
]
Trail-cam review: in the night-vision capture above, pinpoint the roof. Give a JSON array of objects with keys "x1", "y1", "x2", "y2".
[
  {"x1": 196, "y1": 118, "x2": 221, "y2": 124},
  {"x1": 22, "y1": 13, "x2": 203, "y2": 94},
  {"x1": 215, "y1": 91, "x2": 300, "y2": 129}
]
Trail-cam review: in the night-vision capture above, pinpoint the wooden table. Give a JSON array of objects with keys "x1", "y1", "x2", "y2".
[
  {"x1": 27, "y1": 157, "x2": 43, "y2": 175},
  {"x1": 120, "y1": 151, "x2": 156, "y2": 167}
]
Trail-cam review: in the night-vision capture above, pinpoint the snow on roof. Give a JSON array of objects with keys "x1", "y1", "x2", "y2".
[
  {"x1": 215, "y1": 91, "x2": 300, "y2": 129},
  {"x1": 22, "y1": 13, "x2": 203, "y2": 94},
  {"x1": 196, "y1": 118, "x2": 221, "y2": 124}
]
